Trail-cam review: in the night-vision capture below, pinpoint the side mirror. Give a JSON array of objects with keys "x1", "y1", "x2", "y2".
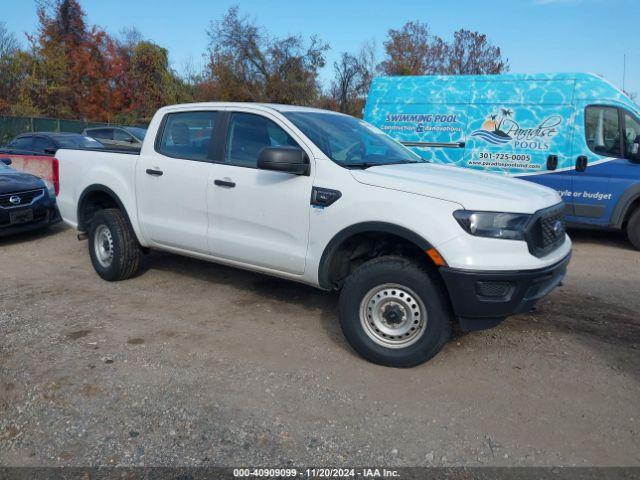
[
  {"x1": 257, "y1": 146, "x2": 310, "y2": 176},
  {"x1": 1, "y1": 157, "x2": 12, "y2": 166},
  {"x1": 44, "y1": 148, "x2": 56, "y2": 155},
  {"x1": 576, "y1": 155, "x2": 588, "y2": 172},
  {"x1": 546, "y1": 154, "x2": 558, "y2": 171}
]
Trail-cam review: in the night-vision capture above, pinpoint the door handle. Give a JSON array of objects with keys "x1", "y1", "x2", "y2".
[
  {"x1": 575, "y1": 155, "x2": 588, "y2": 173},
  {"x1": 214, "y1": 179, "x2": 236, "y2": 188},
  {"x1": 146, "y1": 168, "x2": 163, "y2": 176}
]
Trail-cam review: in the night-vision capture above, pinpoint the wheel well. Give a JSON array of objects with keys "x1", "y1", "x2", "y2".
[
  {"x1": 78, "y1": 187, "x2": 123, "y2": 232},
  {"x1": 321, "y1": 231, "x2": 439, "y2": 290},
  {"x1": 622, "y1": 196, "x2": 640, "y2": 229}
]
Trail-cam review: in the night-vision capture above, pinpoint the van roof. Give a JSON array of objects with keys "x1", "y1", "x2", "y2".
[{"x1": 366, "y1": 72, "x2": 636, "y2": 108}]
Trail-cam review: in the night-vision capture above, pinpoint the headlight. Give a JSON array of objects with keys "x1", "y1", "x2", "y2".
[
  {"x1": 43, "y1": 179, "x2": 56, "y2": 197},
  {"x1": 453, "y1": 210, "x2": 531, "y2": 240}
]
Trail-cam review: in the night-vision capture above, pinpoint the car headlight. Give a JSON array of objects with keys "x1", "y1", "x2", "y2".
[
  {"x1": 43, "y1": 179, "x2": 56, "y2": 197},
  {"x1": 453, "y1": 210, "x2": 531, "y2": 240}
]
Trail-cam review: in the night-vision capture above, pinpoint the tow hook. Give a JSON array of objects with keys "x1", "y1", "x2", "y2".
[{"x1": 77, "y1": 232, "x2": 88, "y2": 241}]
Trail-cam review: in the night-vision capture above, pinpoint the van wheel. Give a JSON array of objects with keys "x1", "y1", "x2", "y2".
[
  {"x1": 338, "y1": 256, "x2": 452, "y2": 367},
  {"x1": 88, "y1": 208, "x2": 142, "y2": 281},
  {"x1": 627, "y1": 207, "x2": 640, "y2": 251}
]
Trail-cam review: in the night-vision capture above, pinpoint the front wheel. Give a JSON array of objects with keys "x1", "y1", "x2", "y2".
[
  {"x1": 88, "y1": 208, "x2": 142, "y2": 281},
  {"x1": 627, "y1": 207, "x2": 640, "y2": 251},
  {"x1": 338, "y1": 256, "x2": 452, "y2": 367}
]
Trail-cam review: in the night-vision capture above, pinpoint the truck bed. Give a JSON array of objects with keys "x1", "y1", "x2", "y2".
[{"x1": 56, "y1": 148, "x2": 140, "y2": 229}]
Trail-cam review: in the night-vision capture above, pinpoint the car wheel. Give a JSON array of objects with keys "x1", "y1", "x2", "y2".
[
  {"x1": 88, "y1": 208, "x2": 142, "y2": 281},
  {"x1": 627, "y1": 207, "x2": 640, "y2": 251},
  {"x1": 338, "y1": 256, "x2": 452, "y2": 367}
]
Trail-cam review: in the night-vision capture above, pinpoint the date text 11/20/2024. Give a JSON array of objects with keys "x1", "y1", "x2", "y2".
[{"x1": 233, "y1": 468, "x2": 400, "y2": 477}]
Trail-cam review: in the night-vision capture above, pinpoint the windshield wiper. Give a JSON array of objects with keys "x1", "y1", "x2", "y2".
[{"x1": 344, "y1": 162, "x2": 379, "y2": 169}]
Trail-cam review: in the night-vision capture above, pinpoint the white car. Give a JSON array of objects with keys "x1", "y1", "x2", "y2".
[{"x1": 56, "y1": 103, "x2": 571, "y2": 367}]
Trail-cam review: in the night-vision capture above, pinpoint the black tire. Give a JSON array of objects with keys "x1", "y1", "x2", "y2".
[
  {"x1": 338, "y1": 256, "x2": 453, "y2": 367},
  {"x1": 88, "y1": 208, "x2": 142, "y2": 281},
  {"x1": 627, "y1": 207, "x2": 640, "y2": 251}
]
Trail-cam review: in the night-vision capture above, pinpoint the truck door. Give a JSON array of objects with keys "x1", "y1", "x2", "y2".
[
  {"x1": 136, "y1": 110, "x2": 219, "y2": 254},
  {"x1": 568, "y1": 105, "x2": 640, "y2": 225},
  {"x1": 207, "y1": 111, "x2": 312, "y2": 275}
]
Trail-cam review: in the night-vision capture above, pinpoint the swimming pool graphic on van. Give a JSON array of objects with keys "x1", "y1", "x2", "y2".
[
  {"x1": 471, "y1": 109, "x2": 563, "y2": 152},
  {"x1": 470, "y1": 109, "x2": 514, "y2": 145}
]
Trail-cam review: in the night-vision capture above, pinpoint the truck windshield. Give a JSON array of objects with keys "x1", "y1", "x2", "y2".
[{"x1": 283, "y1": 111, "x2": 423, "y2": 168}]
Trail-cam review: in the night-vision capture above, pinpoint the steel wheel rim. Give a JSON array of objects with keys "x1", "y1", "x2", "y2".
[
  {"x1": 94, "y1": 225, "x2": 114, "y2": 268},
  {"x1": 359, "y1": 283, "x2": 427, "y2": 349}
]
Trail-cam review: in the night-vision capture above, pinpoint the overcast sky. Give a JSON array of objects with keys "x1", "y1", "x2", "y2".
[{"x1": 4, "y1": 0, "x2": 638, "y2": 99}]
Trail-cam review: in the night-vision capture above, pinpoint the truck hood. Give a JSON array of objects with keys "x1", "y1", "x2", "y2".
[{"x1": 350, "y1": 163, "x2": 561, "y2": 213}]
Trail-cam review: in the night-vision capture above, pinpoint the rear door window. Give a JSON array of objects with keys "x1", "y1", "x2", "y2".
[
  {"x1": 9, "y1": 136, "x2": 34, "y2": 151},
  {"x1": 585, "y1": 106, "x2": 622, "y2": 157},
  {"x1": 158, "y1": 111, "x2": 218, "y2": 161},
  {"x1": 32, "y1": 136, "x2": 56, "y2": 154}
]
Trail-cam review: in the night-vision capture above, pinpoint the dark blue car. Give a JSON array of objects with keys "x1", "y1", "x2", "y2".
[{"x1": 0, "y1": 158, "x2": 60, "y2": 237}]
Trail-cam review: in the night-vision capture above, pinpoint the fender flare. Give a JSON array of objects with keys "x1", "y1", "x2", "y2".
[
  {"x1": 317, "y1": 221, "x2": 435, "y2": 290},
  {"x1": 610, "y1": 184, "x2": 640, "y2": 228},
  {"x1": 77, "y1": 184, "x2": 133, "y2": 233}
]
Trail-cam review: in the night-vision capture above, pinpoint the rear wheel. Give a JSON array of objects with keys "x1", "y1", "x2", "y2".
[
  {"x1": 338, "y1": 256, "x2": 452, "y2": 367},
  {"x1": 88, "y1": 208, "x2": 142, "y2": 281},
  {"x1": 627, "y1": 207, "x2": 640, "y2": 251}
]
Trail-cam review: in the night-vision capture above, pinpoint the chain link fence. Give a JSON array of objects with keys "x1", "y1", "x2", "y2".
[{"x1": 0, "y1": 116, "x2": 112, "y2": 145}]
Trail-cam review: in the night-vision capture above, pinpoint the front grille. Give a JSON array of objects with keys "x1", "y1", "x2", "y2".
[
  {"x1": 0, "y1": 189, "x2": 44, "y2": 208},
  {"x1": 526, "y1": 204, "x2": 566, "y2": 258}
]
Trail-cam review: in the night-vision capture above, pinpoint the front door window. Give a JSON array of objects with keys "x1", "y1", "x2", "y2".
[
  {"x1": 585, "y1": 106, "x2": 621, "y2": 157},
  {"x1": 623, "y1": 111, "x2": 640, "y2": 160}
]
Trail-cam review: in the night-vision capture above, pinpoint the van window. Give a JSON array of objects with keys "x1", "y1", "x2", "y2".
[
  {"x1": 585, "y1": 106, "x2": 621, "y2": 157},
  {"x1": 225, "y1": 113, "x2": 298, "y2": 169},
  {"x1": 158, "y1": 111, "x2": 218, "y2": 161},
  {"x1": 623, "y1": 111, "x2": 640, "y2": 160}
]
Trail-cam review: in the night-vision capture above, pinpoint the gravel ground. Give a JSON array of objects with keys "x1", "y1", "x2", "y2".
[{"x1": 0, "y1": 225, "x2": 639, "y2": 467}]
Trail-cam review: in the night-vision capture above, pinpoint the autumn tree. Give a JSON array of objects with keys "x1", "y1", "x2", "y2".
[
  {"x1": 330, "y1": 42, "x2": 377, "y2": 115},
  {"x1": 112, "y1": 28, "x2": 191, "y2": 124},
  {"x1": 0, "y1": 23, "x2": 23, "y2": 113},
  {"x1": 444, "y1": 29, "x2": 509, "y2": 75},
  {"x1": 203, "y1": 6, "x2": 328, "y2": 104},
  {"x1": 379, "y1": 21, "x2": 447, "y2": 75},
  {"x1": 26, "y1": 0, "x2": 123, "y2": 121},
  {"x1": 379, "y1": 21, "x2": 508, "y2": 77}
]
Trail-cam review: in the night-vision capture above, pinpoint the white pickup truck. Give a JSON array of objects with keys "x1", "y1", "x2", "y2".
[{"x1": 57, "y1": 103, "x2": 571, "y2": 367}]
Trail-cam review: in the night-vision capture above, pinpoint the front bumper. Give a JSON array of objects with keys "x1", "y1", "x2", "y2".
[
  {"x1": 439, "y1": 252, "x2": 571, "y2": 332},
  {"x1": 0, "y1": 198, "x2": 61, "y2": 238}
]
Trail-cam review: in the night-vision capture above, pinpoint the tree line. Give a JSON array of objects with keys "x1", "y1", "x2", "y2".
[{"x1": 0, "y1": 0, "x2": 509, "y2": 125}]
